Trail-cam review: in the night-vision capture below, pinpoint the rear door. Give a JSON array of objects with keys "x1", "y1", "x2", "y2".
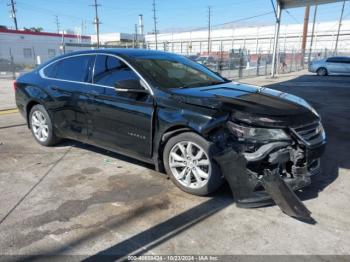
[
  {"x1": 41, "y1": 54, "x2": 95, "y2": 140},
  {"x1": 85, "y1": 54, "x2": 154, "y2": 159},
  {"x1": 326, "y1": 57, "x2": 347, "y2": 74}
]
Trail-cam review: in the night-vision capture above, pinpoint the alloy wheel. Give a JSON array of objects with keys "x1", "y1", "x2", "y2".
[
  {"x1": 169, "y1": 141, "x2": 211, "y2": 189},
  {"x1": 31, "y1": 111, "x2": 49, "y2": 142}
]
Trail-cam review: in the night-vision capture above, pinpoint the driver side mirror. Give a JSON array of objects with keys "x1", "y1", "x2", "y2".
[{"x1": 114, "y1": 79, "x2": 149, "y2": 93}]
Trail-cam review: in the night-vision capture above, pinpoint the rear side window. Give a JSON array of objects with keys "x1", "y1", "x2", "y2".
[
  {"x1": 327, "y1": 57, "x2": 344, "y2": 63},
  {"x1": 93, "y1": 55, "x2": 139, "y2": 87},
  {"x1": 43, "y1": 55, "x2": 94, "y2": 82}
]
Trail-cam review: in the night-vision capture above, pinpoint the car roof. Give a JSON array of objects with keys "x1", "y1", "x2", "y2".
[
  {"x1": 60, "y1": 48, "x2": 172, "y2": 58},
  {"x1": 36, "y1": 48, "x2": 183, "y2": 70},
  {"x1": 327, "y1": 56, "x2": 350, "y2": 59}
]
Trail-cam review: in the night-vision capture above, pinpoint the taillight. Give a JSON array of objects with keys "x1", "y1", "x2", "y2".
[{"x1": 13, "y1": 81, "x2": 18, "y2": 92}]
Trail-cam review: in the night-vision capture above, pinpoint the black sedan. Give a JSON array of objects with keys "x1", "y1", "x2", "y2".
[{"x1": 15, "y1": 49, "x2": 326, "y2": 220}]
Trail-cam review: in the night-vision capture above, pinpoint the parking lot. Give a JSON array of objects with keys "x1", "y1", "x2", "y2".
[{"x1": 0, "y1": 71, "x2": 350, "y2": 260}]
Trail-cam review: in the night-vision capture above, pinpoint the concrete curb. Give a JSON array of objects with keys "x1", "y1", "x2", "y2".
[{"x1": 0, "y1": 108, "x2": 18, "y2": 115}]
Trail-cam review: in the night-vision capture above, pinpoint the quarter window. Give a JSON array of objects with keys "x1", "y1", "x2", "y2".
[
  {"x1": 43, "y1": 61, "x2": 59, "y2": 78},
  {"x1": 93, "y1": 55, "x2": 140, "y2": 87}
]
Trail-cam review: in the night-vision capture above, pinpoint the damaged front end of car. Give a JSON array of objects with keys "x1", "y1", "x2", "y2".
[{"x1": 211, "y1": 112, "x2": 326, "y2": 222}]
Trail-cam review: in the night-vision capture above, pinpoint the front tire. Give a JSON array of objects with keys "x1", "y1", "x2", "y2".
[
  {"x1": 316, "y1": 67, "x2": 327, "y2": 76},
  {"x1": 163, "y1": 132, "x2": 223, "y2": 196},
  {"x1": 29, "y1": 104, "x2": 59, "y2": 146}
]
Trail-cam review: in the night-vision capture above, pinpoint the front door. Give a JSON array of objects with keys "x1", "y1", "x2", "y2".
[{"x1": 86, "y1": 54, "x2": 154, "y2": 159}]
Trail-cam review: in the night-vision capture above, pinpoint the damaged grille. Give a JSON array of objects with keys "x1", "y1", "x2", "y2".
[{"x1": 291, "y1": 121, "x2": 325, "y2": 146}]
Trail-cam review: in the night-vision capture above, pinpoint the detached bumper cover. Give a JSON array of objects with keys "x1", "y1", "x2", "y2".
[{"x1": 214, "y1": 141, "x2": 325, "y2": 222}]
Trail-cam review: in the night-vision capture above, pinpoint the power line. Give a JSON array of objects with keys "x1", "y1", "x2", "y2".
[
  {"x1": 152, "y1": 0, "x2": 158, "y2": 50},
  {"x1": 90, "y1": 0, "x2": 101, "y2": 48},
  {"x1": 7, "y1": 0, "x2": 18, "y2": 30},
  {"x1": 285, "y1": 10, "x2": 300, "y2": 24},
  {"x1": 16, "y1": 1, "x2": 84, "y2": 21},
  {"x1": 176, "y1": 11, "x2": 274, "y2": 33}
]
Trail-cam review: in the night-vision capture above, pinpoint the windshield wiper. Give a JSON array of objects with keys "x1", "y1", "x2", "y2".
[{"x1": 178, "y1": 80, "x2": 231, "y2": 89}]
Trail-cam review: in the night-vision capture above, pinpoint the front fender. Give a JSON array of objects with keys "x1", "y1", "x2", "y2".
[{"x1": 152, "y1": 99, "x2": 229, "y2": 171}]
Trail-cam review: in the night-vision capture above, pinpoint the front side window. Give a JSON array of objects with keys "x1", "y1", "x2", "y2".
[
  {"x1": 133, "y1": 54, "x2": 226, "y2": 89},
  {"x1": 43, "y1": 55, "x2": 94, "y2": 82},
  {"x1": 93, "y1": 55, "x2": 140, "y2": 87}
]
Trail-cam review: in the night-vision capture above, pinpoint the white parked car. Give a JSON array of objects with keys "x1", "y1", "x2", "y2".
[{"x1": 309, "y1": 56, "x2": 350, "y2": 76}]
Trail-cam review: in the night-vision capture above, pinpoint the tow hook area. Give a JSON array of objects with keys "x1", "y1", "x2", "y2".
[{"x1": 214, "y1": 148, "x2": 315, "y2": 223}]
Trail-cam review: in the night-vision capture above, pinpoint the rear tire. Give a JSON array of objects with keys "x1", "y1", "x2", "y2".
[
  {"x1": 163, "y1": 132, "x2": 224, "y2": 196},
  {"x1": 29, "y1": 104, "x2": 60, "y2": 146},
  {"x1": 316, "y1": 67, "x2": 327, "y2": 76}
]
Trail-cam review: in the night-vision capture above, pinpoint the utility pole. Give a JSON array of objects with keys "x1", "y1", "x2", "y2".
[
  {"x1": 134, "y1": 24, "x2": 138, "y2": 48},
  {"x1": 334, "y1": 0, "x2": 346, "y2": 54},
  {"x1": 307, "y1": 4, "x2": 318, "y2": 65},
  {"x1": 8, "y1": 0, "x2": 18, "y2": 30},
  {"x1": 207, "y1": 6, "x2": 211, "y2": 54},
  {"x1": 152, "y1": 0, "x2": 158, "y2": 50},
  {"x1": 301, "y1": 4, "x2": 310, "y2": 67},
  {"x1": 139, "y1": 14, "x2": 145, "y2": 48},
  {"x1": 55, "y1": 15, "x2": 60, "y2": 34},
  {"x1": 270, "y1": 0, "x2": 282, "y2": 78},
  {"x1": 91, "y1": 0, "x2": 101, "y2": 48}
]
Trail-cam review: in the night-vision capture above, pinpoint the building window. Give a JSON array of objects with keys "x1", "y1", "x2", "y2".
[
  {"x1": 23, "y1": 48, "x2": 32, "y2": 58},
  {"x1": 48, "y1": 49, "x2": 56, "y2": 58}
]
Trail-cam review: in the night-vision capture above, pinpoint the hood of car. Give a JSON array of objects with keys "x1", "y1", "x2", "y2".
[{"x1": 169, "y1": 82, "x2": 320, "y2": 127}]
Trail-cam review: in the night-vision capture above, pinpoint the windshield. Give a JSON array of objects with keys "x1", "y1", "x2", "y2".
[{"x1": 133, "y1": 54, "x2": 227, "y2": 89}]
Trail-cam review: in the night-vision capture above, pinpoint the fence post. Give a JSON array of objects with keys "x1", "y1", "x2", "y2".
[
  {"x1": 238, "y1": 52, "x2": 243, "y2": 79},
  {"x1": 9, "y1": 48, "x2": 16, "y2": 80}
]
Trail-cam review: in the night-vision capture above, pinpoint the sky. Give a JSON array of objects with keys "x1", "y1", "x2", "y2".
[{"x1": 0, "y1": 0, "x2": 349, "y2": 35}]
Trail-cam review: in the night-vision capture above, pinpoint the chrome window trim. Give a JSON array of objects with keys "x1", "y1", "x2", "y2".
[{"x1": 38, "y1": 52, "x2": 154, "y2": 95}]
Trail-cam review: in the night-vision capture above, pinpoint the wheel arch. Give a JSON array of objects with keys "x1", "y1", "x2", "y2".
[
  {"x1": 153, "y1": 112, "x2": 229, "y2": 172},
  {"x1": 154, "y1": 124, "x2": 199, "y2": 173},
  {"x1": 317, "y1": 67, "x2": 328, "y2": 75},
  {"x1": 26, "y1": 100, "x2": 41, "y2": 128}
]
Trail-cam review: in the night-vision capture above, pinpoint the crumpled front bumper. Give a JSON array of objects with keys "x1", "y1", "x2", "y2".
[{"x1": 214, "y1": 140, "x2": 325, "y2": 222}]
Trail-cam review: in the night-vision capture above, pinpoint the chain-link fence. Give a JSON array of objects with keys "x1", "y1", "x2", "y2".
[
  {"x1": 146, "y1": 39, "x2": 349, "y2": 79},
  {"x1": 0, "y1": 40, "x2": 97, "y2": 79},
  {"x1": 0, "y1": 39, "x2": 348, "y2": 81}
]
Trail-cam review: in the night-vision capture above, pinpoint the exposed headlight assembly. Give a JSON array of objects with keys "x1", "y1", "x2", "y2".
[{"x1": 227, "y1": 121, "x2": 290, "y2": 142}]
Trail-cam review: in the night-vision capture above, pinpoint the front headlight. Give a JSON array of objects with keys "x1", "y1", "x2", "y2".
[{"x1": 227, "y1": 121, "x2": 290, "y2": 142}]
